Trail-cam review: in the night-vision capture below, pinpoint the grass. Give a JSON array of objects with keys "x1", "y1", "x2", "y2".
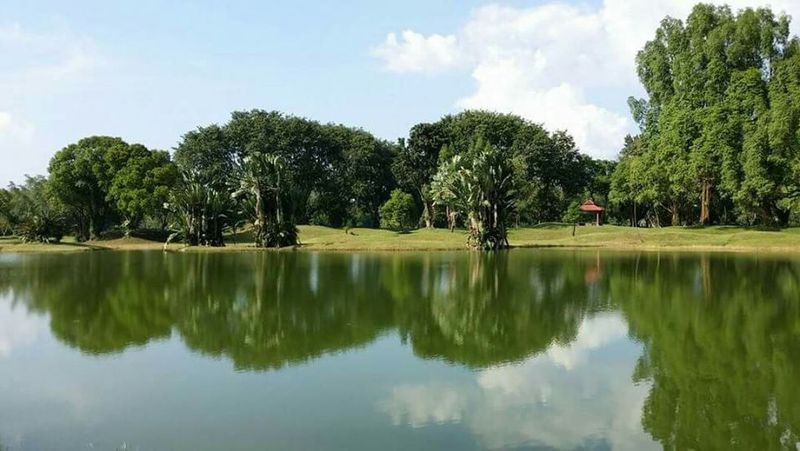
[{"x1": 3, "y1": 224, "x2": 800, "y2": 253}]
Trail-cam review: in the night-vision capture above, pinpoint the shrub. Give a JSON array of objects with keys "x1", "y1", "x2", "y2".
[
  {"x1": 562, "y1": 200, "x2": 582, "y2": 224},
  {"x1": 380, "y1": 190, "x2": 416, "y2": 232},
  {"x1": 18, "y1": 214, "x2": 66, "y2": 244}
]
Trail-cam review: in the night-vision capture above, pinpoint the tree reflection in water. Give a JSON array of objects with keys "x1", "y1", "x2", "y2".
[
  {"x1": 0, "y1": 251, "x2": 602, "y2": 368},
  {"x1": 1, "y1": 251, "x2": 800, "y2": 448}
]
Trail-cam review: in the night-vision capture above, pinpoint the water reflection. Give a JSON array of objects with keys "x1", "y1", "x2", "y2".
[
  {"x1": 383, "y1": 312, "x2": 653, "y2": 450},
  {"x1": 615, "y1": 254, "x2": 800, "y2": 450},
  {"x1": 0, "y1": 251, "x2": 798, "y2": 449},
  {"x1": 0, "y1": 251, "x2": 606, "y2": 369}
]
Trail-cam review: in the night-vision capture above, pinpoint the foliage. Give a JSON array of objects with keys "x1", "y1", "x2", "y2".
[
  {"x1": 48, "y1": 136, "x2": 178, "y2": 240},
  {"x1": 108, "y1": 146, "x2": 178, "y2": 233},
  {"x1": 429, "y1": 152, "x2": 463, "y2": 231},
  {"x1": 5, "y1": 176, "x2": 67, "y2": 243},
  {"x1": 395, "y1": 110, "x2": 605, "y2": 228},
  {"x1": 14, "y1": 110, "x2": 614, "y2": 245},
  {"x1": 223, "y1": 110, "x2": 396, "y2": 229},
  {"x1": 612, "y1": 5, "x2": 800, "y2": 226},
  {"x1": 166, "y1": 173, "x2": 232, "y2": 246},
  {"x1": 437, "y1": 138, "x2": 516, "y2": 250},
  {"x1": 562, "y1": 200, "x2": 582, "y2": 223},
  {"x1": 236, "y1": 152, "x2": 298, "y2": 248},
  {"x1": 379, "y1": 189, "x2": 416, "y2": 232}
]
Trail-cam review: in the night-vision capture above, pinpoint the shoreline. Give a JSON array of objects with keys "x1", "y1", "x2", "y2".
[{"x1": 3, "y1": 225, "x2": 800, "y2": 255}]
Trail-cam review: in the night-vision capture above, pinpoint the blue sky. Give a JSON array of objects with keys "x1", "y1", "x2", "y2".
[{"x1": 1, "y1": 0, "x2": 797, "y2": 184}]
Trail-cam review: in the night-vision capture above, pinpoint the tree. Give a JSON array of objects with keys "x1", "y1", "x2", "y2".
[
  {"x1": 379, "y1": 189, "x2": 416, "y2": 232},
  {"x1": 6, "y1": 176, "x2": 67, "y2": 243},
  {"x1": 48, "y1": 136, "x2": 176, "y2": 239},
  {"x1": 173, "y1": 125, "x2": 236, "y2": 192},
  {"x1": 343, "y1": 132, "x2": 396, "y2": 227},
  {"x1": 0, "y1": 187, "x2": 17, "y2": 235},
  {"x1": 47, "y1": 136, "x2": 129, "y2": 240},
  {"x1": 450, "y1": 139, "x2": 516, "y2": 250},
  {"x1": 108, "y1": 146, "x2": 178, "y2": 233},
  {"x1": 392, "y1": 122, "x2": 450, "y2": 228},
  {"x1": 429, "y1": 152, "x2": 463, "y2": 231},
  {"x1": 236, "y1": 152, "x2": 298, "y2": 248},
  {"x1": 167, "y1": 172, "x2": 232, "y2": 247},
  {"x1": 618, "y1": 5, "x2": 800, "y2": 226},
  {"x1": 400, "y1": 111, "x2": 602, "y2": 228}
]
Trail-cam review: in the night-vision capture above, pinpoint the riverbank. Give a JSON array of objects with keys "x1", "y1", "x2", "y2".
[{"x1": 4, "y1": 225, "x2": 800, "y2": 253}]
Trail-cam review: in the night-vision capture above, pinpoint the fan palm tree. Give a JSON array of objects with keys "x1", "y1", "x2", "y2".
[{"x1": 236, "y1": 152, "x2": 297, "y2": 248}]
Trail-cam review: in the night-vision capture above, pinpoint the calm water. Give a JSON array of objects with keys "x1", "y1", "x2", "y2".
[{"x1": 0, "y1": 250, "x2": 799, "y2": 450}]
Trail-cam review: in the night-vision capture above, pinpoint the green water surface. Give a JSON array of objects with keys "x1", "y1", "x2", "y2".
[{"x1": 0, "y1": 250, "x2": 798, "y2": 450}]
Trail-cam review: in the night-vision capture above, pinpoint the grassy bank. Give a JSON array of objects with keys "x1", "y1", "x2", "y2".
[{"x1": 3, "y1": 225, "x2": 800, "y2": 253}]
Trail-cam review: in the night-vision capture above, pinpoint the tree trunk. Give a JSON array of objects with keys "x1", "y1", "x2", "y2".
[
  {"x1": 776, "y1": 206, "x2": 791, "y2": 227},
  {"x1": 671, "y1": 202, "x2": 680, "y2": 226},
  {"x1": 699, "y1": 181, "x2": 712, "y2": 226},
  {"x1": 422, "y1": 200, "x2": 435, "y2": 229},
  {"x1": 446, "y1": 206, "x2": 456, "y2": 232},
  {"x1": 255, "y1": 189, "x2": 267, "y2": 247}
]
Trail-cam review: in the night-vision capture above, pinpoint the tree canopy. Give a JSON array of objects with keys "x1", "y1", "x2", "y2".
[{"x1": 611, "y1": 4, "x2": 800, "y2": 226}]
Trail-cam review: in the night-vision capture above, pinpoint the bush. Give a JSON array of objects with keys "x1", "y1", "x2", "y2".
[
  {"x1": 380, "y1": 190, "x2": 416, "y2": 232},
  {"x1": 18, "y1": 214, "x2": 66, "y2": 244},
  {"x1": 259, "y1": 221, "x2": 299, "y2": 247},
  {"x1": 562, "y1": 200, "x2": 582, "y2": 223}
]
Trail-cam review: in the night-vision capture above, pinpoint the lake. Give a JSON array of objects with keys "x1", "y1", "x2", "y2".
[{"x1": 0, "y1": 250, "x2": 798, "y2": 450}]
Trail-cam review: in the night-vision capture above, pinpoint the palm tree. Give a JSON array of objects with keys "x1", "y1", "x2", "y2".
[
  {"x1": 168, "y1": 171, "x2": 231, "y2": 246},
  {"x1": 236, "y1": 152, "x2": 298, "y2": 248},
  {"x1": 453, "y1": 139, "x2": 515, "y2": 250},
  {"x1": 429, "y1": 155, "x2": 463, "y2": 231}
]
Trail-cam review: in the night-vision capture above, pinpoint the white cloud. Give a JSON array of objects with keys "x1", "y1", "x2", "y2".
[
  {"x1": 374, "y1": 0, "x2": 800, "y2": 159},
  {"x1": 371, "y1": 30, "x2": 462, "y2": 74},
  {"x1": 0, "y1": 112, "x2": 36, "y2": 148},
  {"x1": 0, "y1": 299, "x2": 45, "y2": 358},
  {"x1": 380, "y1": 313, "x2": 657, "y2": 450},
  {"x1": 0, "y1": 24, "x2": 98, "y2": 183},
  {"x1": 380, "y1": 384, "x2": 469, "y2": 428},
  {"x1": 0, "y1": 23, "x2": 97, "y2": 88},
  {"x1": 545, "y1": 312, "x2": 628, "y2": 369}
]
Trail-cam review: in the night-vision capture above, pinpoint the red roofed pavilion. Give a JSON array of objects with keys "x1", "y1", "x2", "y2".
[{"x1": 579, "y1": 199, "x2": 605, "y2": 225}]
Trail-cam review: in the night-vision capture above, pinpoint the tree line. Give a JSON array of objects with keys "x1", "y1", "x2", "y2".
[
  {"x1": 2, "y1": 3, "x2": 799, "y2": 248},
  {"x1": 0, "y1": 109, "x2": 612, "y2": 249},
  {"x1": 611, "y1": 4, "x2": 800, "y2": 227}
]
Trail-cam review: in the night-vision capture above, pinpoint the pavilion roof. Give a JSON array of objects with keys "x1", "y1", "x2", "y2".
[{"x1": 579, "y1": 199, "x2": 604, "y2": 213}]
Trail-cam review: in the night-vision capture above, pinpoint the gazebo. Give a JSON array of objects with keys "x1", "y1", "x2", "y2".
[{"x1": 579, "y1": 199, "x2": 605, "y2": 226}]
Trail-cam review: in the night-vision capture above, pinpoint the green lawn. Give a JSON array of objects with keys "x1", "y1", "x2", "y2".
[
  {"x1": 4, "y1": 224, "x2": 800, "y2": 253},
  {"x1": 296, "y1": 224, "x2": 800, "y2": 252}
]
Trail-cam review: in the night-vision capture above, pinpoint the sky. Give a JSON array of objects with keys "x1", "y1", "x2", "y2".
[{"x1": 2, "y1": 0, "x2": 799, "y2": 185}]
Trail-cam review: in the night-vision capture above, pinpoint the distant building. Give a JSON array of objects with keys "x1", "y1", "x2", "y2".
[{"x1": 579, "y1": 199, "x2": 604, "y2": 226}]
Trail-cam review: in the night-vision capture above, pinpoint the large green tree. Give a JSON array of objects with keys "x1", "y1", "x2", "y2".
[
  {"x1": 108, "y1": 146, "x2": 178, "y2": 232},
  {"x1": 614, "y1": 4, "x2": 800, "y2": 226},
  {"x1": 177, "y1": 110, "x2": 396, "y2": 232},
  {"x1": 436, "y1": 138, "x2": 516, "y2": 250},
  {"x1": 48, "y1": 136, "x2": 176, "y2": 240},
  {"x1": 399, "y1": 111, "x2": 604, "y2": 228}
]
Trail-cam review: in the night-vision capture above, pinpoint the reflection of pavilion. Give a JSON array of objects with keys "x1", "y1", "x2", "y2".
[
  {"x1": 579, "y1": 199, "x2": 605, "y2": 226},
  {"x1": 584, "y1": 252, "x2": 602, "y2": 285}
]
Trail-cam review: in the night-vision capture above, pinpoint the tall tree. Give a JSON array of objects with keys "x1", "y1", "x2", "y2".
[
  {"x1": 48, "y1": 136, "x2": 130, "y2": 240},
  {"x1": 393, "y1": 122, "x2": 450, "y2": 228},
  {"x1": 615, "y1": 4, "x2": 800, "y2": 226},
  {"x1": 108, "y1": 146, "x2": 178, "y2": 233},
  {"x1": 446, "y1": 138, "x2": 516, "y2": 250}
]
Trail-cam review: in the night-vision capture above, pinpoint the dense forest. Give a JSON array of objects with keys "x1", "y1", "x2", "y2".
[
  {"x1": 612, "y1": 4, "x2": 800, "y2": 226},
  {"x1": 1, "y1": 3, "x2": 799, "y2": 248}
]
